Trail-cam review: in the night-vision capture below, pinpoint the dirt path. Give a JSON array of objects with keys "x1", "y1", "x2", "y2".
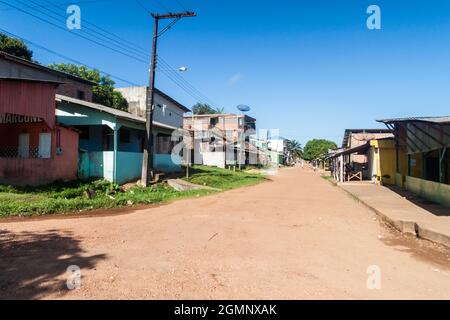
[{"x1": 1, "y1": 167, "x2": 450, "y2": 300}]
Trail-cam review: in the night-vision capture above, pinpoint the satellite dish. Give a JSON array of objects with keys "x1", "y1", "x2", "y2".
[{"x1": 237, "y1": 104, "x2": 251, "y2": 112}]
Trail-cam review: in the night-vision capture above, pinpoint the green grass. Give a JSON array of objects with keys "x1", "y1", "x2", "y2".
[
  {"x1": 0, "y1": 166, "x2": 265, "y2": 217},
  {"x1": 184, "y1": 165, "x2": 266, "y2": 190}
]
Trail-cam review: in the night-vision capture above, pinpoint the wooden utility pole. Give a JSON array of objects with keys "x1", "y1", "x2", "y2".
[{"x1": 141, "y1": 11, "x2": 196, "y2": 186}]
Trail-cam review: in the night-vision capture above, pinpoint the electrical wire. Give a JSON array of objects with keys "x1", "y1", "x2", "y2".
[
  {"x1": 1, "y1": 0, "x2": 150, "y2": 64},
  {"x1": 0, "y1": 27, "x2": 140, "y2": 86},
  {"x1": 2, "y1": 0, "x2": 220, "y2": 108},
  {"x1": 13, "y1": 0, "x2": 151, "y2": 62}
]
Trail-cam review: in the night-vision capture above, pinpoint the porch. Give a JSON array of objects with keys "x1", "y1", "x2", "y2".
[
  {"x1": 378, "y1": 117, "x2": 450, "y2": 208},
  {"x1": 56, "y1": 95, "x2": 182, "y2": 185}
]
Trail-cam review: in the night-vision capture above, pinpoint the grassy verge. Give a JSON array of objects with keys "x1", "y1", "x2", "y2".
[
  {"x1": 184, "y1": 165, "x2": 266, "y2": 190},
  {"x1": 320, "y1": 174, "x2": 333, "y2": 180},
  {"x1": 0, "y1": 165, "x2": 266, "y2": 217}
]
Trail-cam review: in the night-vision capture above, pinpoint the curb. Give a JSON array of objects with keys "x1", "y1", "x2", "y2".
[{"x1": 332, "y1": 181, "x2": 450, "y2": 248}]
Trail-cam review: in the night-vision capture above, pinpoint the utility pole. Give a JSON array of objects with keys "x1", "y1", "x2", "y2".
[{"x1": 141, "y1": 11, "x2": 196, "y2": 187}]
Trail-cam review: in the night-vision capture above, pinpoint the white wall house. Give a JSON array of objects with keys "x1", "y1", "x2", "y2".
[{"x1": 116, "y1": 87, "x2": 190, "y2": 129}]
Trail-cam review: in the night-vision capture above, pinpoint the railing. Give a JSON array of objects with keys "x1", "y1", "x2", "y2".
[{"x1": 0, "y1": 146, "x2": 40, "y2": 158}]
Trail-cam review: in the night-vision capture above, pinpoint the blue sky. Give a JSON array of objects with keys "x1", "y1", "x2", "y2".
[{"x1": 1, "y1": 0, "x2": 450, "y2": 145}]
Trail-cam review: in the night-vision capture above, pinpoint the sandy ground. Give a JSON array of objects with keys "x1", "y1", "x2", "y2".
[{"x1": 1, "y1": 167, "x2": 450, "y2": 300}]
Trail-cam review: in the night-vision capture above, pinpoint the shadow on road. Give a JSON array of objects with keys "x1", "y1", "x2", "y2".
[
  {"x1": 0, "y1": 229, "x2": 106, "y2": 300},
  {"x1": 382, "y1": 231, "x2": 450, "y2": 270},
  {"x1": 386, "y1": 185, "x2": 450, "y2": 217}
]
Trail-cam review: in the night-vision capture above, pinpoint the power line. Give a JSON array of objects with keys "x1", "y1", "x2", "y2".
[
  {"x1": 0, "y1": 27, "x2": 140, "y2": 86},
  {"x1": 0, "y1": 0, "x2": 108, "y2": 11},
  {"x1": 157, "y1": 57, "x2": 221, "y2": 107},
  {"x1": 40, "y1": 0, "x2": 151, "y2": 56},
  {"x1": 157, "y1": 61, "x2": 216, "y2": 106},
  {"x1": 13, "y1": 0, "x2": 151, "y2": 62},
  {"x1": 1, "y1": 0, "x2": 150, "y2": 64},
  {"x1": 2, "y1": 0, "x2": 220, "y2": 109},
  {"x1": 158, "y1": 17, "x2": 181, "y2": 37},
  {"x1": 157, "y1": 67, "x2": 211, "y2": 105}
]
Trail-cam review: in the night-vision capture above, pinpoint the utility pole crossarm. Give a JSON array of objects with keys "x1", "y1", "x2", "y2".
[{"x1": 151, "y1": 11, "x2": 196, "y2": 19}]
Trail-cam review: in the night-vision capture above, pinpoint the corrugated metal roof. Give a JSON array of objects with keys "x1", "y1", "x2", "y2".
[
  {"x1": 330, "y1": 142, "x2": 371, "y2": 158},
  {"x1": 342, "y1": 128, "x2": 392, "y2": 148},
  {"x1": 377, "y1": 116, "x2": 450, "y2": 124},
  {"x1": 0, "y1": 51, "x2": 96, "y2": 86},
  {"x1": 56, "y1": 94, "x2": 178, "y2": 131}
]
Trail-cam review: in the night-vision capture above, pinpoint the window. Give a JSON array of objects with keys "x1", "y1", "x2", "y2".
[
  {"x1": 77, "y1": 90, "x2": 86, "y2": 100},
  {"x1": 39, "y1": 133, "x2": 51, "y2": 159},
  {"x1": 120, "y1": 129, "x2": 131, "y2": 143},
  {"x1": 18, "y1": 133, "x2": 30, "y2": 158},
  {"x1": 155, "y1": 134, "x2": 173, "y2": 154},
  {"x1": 210, "y1": 117, "x2": 218, "y2": 126}
]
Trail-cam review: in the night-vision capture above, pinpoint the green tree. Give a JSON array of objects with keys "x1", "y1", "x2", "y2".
[
  {"x1": 192, "y1": 103, "x2": 223, "y2": 115},
  {"x1": 303, "y1": 139, "x2": 337, "y2": 161},
  {"x1": 287, "y1": 140, "x2": 303, "y2": 160},
  {"x1": 48, "y1": 63, "x2": 128, "y2": 111},
  {"x1": 0, "y1": 33, "x2": 33, "y2": 60}
]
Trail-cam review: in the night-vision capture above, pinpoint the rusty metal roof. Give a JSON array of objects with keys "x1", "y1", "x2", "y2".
[
  {"x1": 377, "y1": 116, "x2": 450, "y2": 124},
  {"x1": 341, "y1": 128, "x2": 392, "y2": 148},
  {"x1": 0, "y1": 51, "x2": 96, "y2": 86}
]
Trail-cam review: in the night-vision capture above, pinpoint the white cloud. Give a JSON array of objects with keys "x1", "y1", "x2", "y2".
[{"x1": 227, "y1": 73, "x2": 244, "y2": 86}]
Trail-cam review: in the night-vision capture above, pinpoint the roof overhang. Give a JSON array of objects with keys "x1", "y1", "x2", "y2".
[
  {"x1": 0, "y1": 51, "x2": 96, "y2": 86},
  {"x1": 56, "y1": 94, "x2": 178, "y2": 131}
]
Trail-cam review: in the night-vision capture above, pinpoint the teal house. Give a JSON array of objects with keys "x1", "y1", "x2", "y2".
[{"x1": 56, "y1": 93, "x2": 187, "y2": 184}]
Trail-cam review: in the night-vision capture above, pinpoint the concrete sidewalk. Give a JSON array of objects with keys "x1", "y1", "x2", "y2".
[{"x1": 340, "y1": 182, "x2": 450, "y2": 247}]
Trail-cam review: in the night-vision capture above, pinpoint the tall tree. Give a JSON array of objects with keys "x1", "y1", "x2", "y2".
[
  {"x1": 48, "y1": 63, "x2": 128, "y2": 111},
  {"x1": 0, "y1": 33, "x2": 33, "y2": 60},
  {"x1": 286, "y1": 139, "x2": 303, "y2": 165},
  {"x1": 192, "y1": 103, "x2": 223, "y2": 115},
  {"x1": 303, "y1": 139, "x2": 337, "y2": 161}
]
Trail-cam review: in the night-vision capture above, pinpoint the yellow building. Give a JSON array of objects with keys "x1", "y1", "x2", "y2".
[
  {"x1": 378, "y1": 117, "x2": 450, "y2": 208},
  {"x1": 369, "y1": 138, "x2": 397, "y2": 185}
]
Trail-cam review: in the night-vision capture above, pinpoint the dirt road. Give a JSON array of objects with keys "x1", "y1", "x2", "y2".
[{"x1": 1, "y1": 167, "x2": 450, "y2": 299}]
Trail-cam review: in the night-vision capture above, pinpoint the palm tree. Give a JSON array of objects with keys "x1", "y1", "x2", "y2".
[{"x1": 285, "y1": 140, "x2": 303, "y2": 165}]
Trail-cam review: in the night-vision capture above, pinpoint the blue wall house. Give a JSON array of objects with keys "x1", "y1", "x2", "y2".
[{"x1": 56, "y1": 94, "x2": 184, "y2": 184}]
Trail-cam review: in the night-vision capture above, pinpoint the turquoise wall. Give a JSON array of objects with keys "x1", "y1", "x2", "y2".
[
  {"x1": 155, "y1": 154, "x2": 182, "y2": 173},
  {"x1": 79, "y1": 125, "x2": 105, "y2": 152},
  {"x1": 116, "y1": 152, "x2": 142, "y2": 185},
  {"x1": 83, "y1": 151, "x2": 181, "y2": 184},
  {"x1": 89, "y1": 151, "x2": 114, "y2": 181}
]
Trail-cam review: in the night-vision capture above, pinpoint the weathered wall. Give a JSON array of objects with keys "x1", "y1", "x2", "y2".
[
  {"x1": 116, "y1": 86, "x2": 186, "y2": 128},
  {"x1": 378, "y1": 140, "x2": 396, "y2": 185},
  {"x1": 56, "y1": 80, "x2": 93, "y2": 102},
  {"x1": 406, "y1": 175, "x2": 450, "y2": 208},
  {"x1": 409, "y1": 153, "x2": 423, "y2": 178},
  {"x1": 0, "y1": 122, "x2": 48, "y2": 148},
  {"x1": 202, "y1": 152, "x2": 226, "y2": 168},
  {"x1": 0, "y1": 126, "x2": 79, "y2": 185},
  {"x1": 0, "y1": 80, "x2": 56, "y2": 127}
]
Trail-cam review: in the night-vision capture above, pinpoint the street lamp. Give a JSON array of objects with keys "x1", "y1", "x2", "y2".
[{"x1": 156, "y1": 66, "x2": 188, "y2": 72}]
